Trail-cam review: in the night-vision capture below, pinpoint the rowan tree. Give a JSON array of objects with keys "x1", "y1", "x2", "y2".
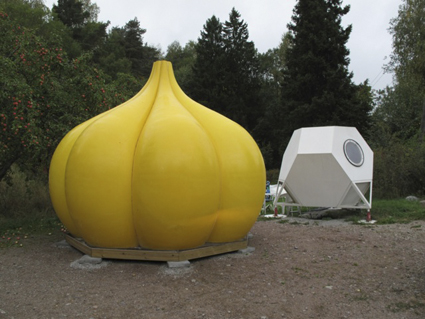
[{"x1": 0, "y1": 12, "x2": 137, "y2": 181}]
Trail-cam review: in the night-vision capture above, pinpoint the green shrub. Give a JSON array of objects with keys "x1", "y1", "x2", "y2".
[
  {"x1": 373, "y1": 140, "x2": 425, "y2": 198},
  {"x1": 0, "y1": 165, "x2": 57, "y2": 233}
]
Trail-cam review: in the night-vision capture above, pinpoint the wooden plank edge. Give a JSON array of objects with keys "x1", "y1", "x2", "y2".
[
  {"x1": 178, "y1": 239, "x2": 248, "y2": 261},
  {"x1": 65, "y1": 234, "x2": 92, "y2": 256},
  {"x1": 65, "y1": 234, "x2": 248, "y2": 262}
]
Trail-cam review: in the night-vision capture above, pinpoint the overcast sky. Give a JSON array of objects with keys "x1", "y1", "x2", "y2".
[{"x1": 44, "y1": 0, "x2": 402, "y2": 90}]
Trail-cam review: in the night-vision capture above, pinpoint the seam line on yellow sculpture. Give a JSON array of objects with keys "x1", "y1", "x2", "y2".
[
  {"x1": 129, "y1": 62, "x2": 162, "y2": 244},
  {"x1": 165, "y1": 62, "x2": 223, "y2": 236},
  {"x1": 166, "y1": 61, "x2": 266, "y2": 241},
  {"x1": 62, "y1": 62, "x2": 160, "y2": 242},
  {"x1": 130, "y1": 61, "x2": 222, "y2": 248}
]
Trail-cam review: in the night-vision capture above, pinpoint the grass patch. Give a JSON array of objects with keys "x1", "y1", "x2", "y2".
[
  {"x1": 332, "y1": 199, "x2": 425, "y2": 224},
  {"x1": 315, "y1": 201, "x2": 425, "y2": 224},
  {"x1": 258, "y1": 198, "x2": 425, "y2": 225},
  {"x1": 0, "y1": 165, "x2": 62, "y2": 243},
  {"x1": 0, "y1": 217, "x2": 64, "y2": 248},
  {"x1": 369, "y1": 199, "x2": 425, "y2": 224},
  {"x1": 0, "y1": 214, "x2": 62, "y2": 235}
]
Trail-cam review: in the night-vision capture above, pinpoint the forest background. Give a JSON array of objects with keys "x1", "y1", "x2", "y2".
[{"x1": 0, "y1": 0, "x2": 424, "y2": 217}]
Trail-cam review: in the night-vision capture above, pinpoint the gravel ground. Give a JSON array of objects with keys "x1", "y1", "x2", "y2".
[{"x1": 1, "y1": 218, "x2": 425, "y2": 319}]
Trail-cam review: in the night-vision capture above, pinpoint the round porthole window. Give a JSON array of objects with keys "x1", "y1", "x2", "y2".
[{"x1": 344, "y1": 139, "x2": 364, "y2": 167}]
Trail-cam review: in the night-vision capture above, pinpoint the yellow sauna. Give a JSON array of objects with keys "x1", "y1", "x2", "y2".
[{"x1": 49, "y1": 61, "x2": 265, "y2": 254}]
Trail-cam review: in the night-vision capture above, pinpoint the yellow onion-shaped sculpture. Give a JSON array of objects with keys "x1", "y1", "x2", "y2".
[{"x1": 49, "y1": 60, "x2": 265, "y2": 250}]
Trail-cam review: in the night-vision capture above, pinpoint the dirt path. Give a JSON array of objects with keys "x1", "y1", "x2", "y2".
[{"x1": 1, "y1": 219, "x2": 425, "y2": 319}]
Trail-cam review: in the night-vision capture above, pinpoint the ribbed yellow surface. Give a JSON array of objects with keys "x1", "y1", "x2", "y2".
[{"x1": 49, "y1": 61, "x2": 265, "y2": 250}]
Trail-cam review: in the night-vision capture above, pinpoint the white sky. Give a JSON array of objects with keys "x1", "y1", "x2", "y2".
[{"x1": 44, "y1": 0, "x2": 402, "y2": 90}]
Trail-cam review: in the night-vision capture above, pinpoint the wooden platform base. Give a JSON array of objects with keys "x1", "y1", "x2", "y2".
[{"x1": 65, "y1": 234, "x2": 248, "y2": 262}]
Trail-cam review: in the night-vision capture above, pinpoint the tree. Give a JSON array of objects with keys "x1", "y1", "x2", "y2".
[
  {"x1": 258, "y1": 33, "x2": 291, "y2": 91},
  {"x1": 115, "y1": 17, "x2": 162, "y2": 80},
  {"x1": 93, "y1": 18, "x2": 161, "y2": 82},
  {"x1": 122, "y1": 17, "x2": 146, "y2": 77},
  {"x1": 0, "y1": 0, "x2": 73, "y2": 48},
  {"x1": 222, "y1": 8, "x2": 262, "y2": 132},
  {"x1": 189, "y1": 15, "x2": 227, "y2": 113},
  {"x1": 386, "y1": 0, "x2": 425, "y2": 142},
  {"x1": 190, "y1": 9, "x2": 262, "y2": 134},
  {"x1": 138, "y1": 43, "x2": 162, "y2": 80},
  {"x1": 52, "y1": 0, "x2": 109, "y2": 56},
  {"x1": 165, "y1": 40, "x2": 196, "y2": 91},
  {"x1": 0, "y1": 13, "x2": 137, "y2": 181},
  {"x1": 165, "y1": 41, "x2": 184, "y2": 64},
  {"x1": 0, "y1": 0, "x2": 48, "y2": 30},
  {"x1": 95, "y1": 26, "x2": 132, "y2": 80},
  {"x1": 363, "y1": 0, "x2": 425, "y2": 196},
  {"x1": 255, "y1": 33, "x2": 291, "y2": 167},
  {"x1": 371, "y1": 80, "x2": 422, "y2": 146},
  {"x1": 53, "y1": 0, "x2": 89, "y2": 28},
  {"x1": 281, "y1": 0, "x2": 371, "y2": 144},
  {"x1": 80, "y1": 0, "x2": 100, "y2": 22}
]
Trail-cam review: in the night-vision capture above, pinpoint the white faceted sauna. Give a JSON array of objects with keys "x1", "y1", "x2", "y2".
[{"x1": 274, "y1": 126, "x2": 373, "y2": 211}]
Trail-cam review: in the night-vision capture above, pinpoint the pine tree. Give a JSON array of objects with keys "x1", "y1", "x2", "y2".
[
  {"x1": 123, "y1": 18, "x2": 147, "y2": 78},
  {"x1": 189, "y1": 15, "x2": 227, "y2": 114},
  {"x1": 281, "y1": 0, "x2": 371, "y2": 141},
  {"x1": 222, "y1": 8, "x2": 262, "y2": 132},
  {"x1": 190, "y1": 9, "x2": 262, "y2": 134},
  {"x1": 53, "y1": 0, "x2": 89, "y2": 29}
]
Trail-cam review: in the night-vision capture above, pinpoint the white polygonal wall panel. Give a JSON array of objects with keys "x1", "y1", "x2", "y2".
[{"x1": 274, "y1": 126, "x2": 373, "y2": 210}]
